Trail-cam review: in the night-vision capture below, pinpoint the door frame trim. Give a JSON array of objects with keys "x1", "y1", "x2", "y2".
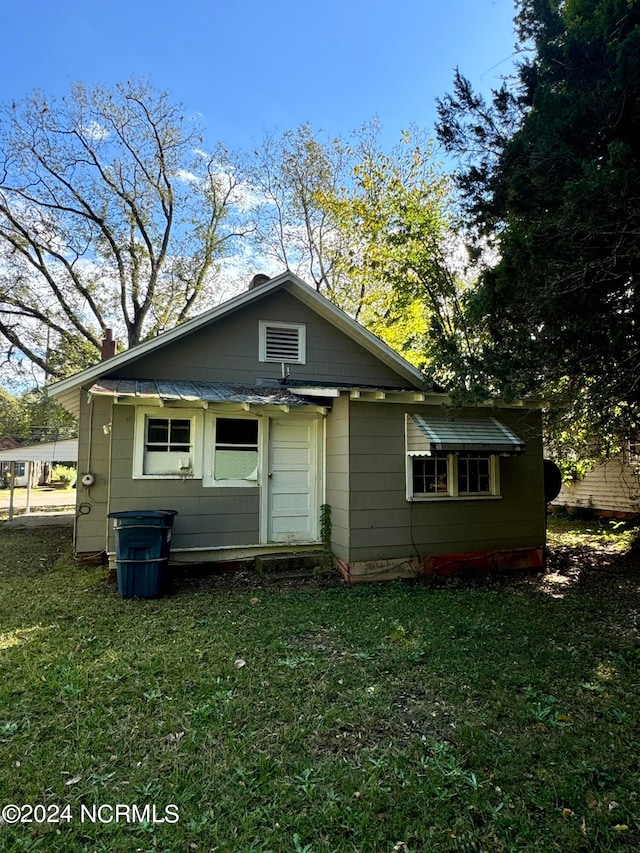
[{"x1": 260, "y1": 412, "x2": 325, "y2": 545}]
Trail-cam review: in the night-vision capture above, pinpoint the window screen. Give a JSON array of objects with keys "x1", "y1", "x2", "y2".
[{"x1": 214, "y1": 418, "x2": 259, "y2": 480}]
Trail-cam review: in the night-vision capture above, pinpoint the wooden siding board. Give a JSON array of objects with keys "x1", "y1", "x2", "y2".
[
  {"x1": 347, "y1": 401, "x2": 545, "y2": 563},
  {"x1": 111, "y1": 290, "x2": 410, "y2": 389},
  {"x1": 326, "y1": 436, "x2": 349, "y2": 458},
  {"x1": 74, "y1": 395, "x2": 113, "y2": 554},
  {"x1": 325, "y1": 393, "x2": 350, "y2": 561},
  {"x1": 169, "y1": 531, "x2": 262, "y2": 550},
  {"x1": 554, "y1": 458, "x2": 639, "y2": 515},
  {"x1": 105, "y1": 402, "x2": 260, "y2": 553},
  {"x1": 75, "y1": 519, "x2": 109, "y2": 553},
  {"x1": 106, "y1": 504, "x2": 260, "y2": 552},
  {"x1": 349, "y1": 513, "x2": 543, "y2": 543}
]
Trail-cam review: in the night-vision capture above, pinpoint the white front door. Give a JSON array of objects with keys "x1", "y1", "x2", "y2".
[{"x1": 267, "y1": 417, "x2": 321, "y2": 544}]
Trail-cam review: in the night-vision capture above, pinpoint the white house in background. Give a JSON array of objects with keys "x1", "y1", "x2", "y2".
[
  {"x1": 552, "y1": 443, "x2": 640, "y2": 518},
  {"x1": 0, "y1": 438, "x2": 79, "y2": 487}
]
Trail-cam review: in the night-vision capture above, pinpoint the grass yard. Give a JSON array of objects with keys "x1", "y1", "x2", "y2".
[{"x1": 0, "y1": 519, "x2": 639, "y2": 852}]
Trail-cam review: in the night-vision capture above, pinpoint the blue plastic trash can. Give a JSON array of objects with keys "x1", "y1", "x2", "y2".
[{"x1": 108, "y1": 510, "x2": 178, "y2": 598}]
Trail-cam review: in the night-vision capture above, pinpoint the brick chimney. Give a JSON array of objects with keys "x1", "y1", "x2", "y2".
[
  {"x1": 248, "y1": 273, "x2": 271, "y2": 290},
  {"x1": 101, "y1": 329, "x2": 116, "y2": 360}
]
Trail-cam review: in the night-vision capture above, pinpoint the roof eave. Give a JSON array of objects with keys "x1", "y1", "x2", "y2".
[
  {"x1": 47, "y1": 271, "x2": 428, "y2": 404},
  {"x1": 47, "y1": 271, "x2": 296, "y2": 402}
]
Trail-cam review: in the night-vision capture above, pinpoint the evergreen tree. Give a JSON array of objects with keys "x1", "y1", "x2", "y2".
[{"x1": 437, "y1": 0, "x2": 640, "y2": 454}]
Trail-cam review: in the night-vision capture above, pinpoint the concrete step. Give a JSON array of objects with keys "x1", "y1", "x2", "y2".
[{"x1": 255, "y1": 552, "x2": 325, "y2": 575}]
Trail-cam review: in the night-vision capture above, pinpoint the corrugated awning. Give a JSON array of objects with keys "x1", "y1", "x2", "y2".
[
  {"x1": 88, "y1": 379, "x2": 323, "y2": 408},
  {"x1": 407, "y1": 415, "x2": 525, "y2": 456}
]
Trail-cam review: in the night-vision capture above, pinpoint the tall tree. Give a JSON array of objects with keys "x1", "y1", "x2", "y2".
[
  {"x1": 241, "y1": 123, "x2": 472, "y2": 373},
  {"x1": 436, "y1": 0, "x2": 640, "y2": 452},
  {"x1": 0, "y1": 79, "x2": 246, "y2": 380},
  {"x1": 237, "y1": 124, "x2": 354, "y2": 302},
  {"x1": 323, "y1": 129, "x2": 477, "y2": 374},
  {"x1": 0, "y1": 386, "x2": 75, "y2": 442}
]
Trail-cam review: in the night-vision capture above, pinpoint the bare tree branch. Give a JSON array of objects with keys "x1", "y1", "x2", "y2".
[{"x1": 0, "y1": 79, "x2": 245, "y2": 378}]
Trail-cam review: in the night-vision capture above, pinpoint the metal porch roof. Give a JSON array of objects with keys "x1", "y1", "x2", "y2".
[
  {"x1": 88, "y1": 379, "x2": 325, "y2": 408},
  {"x1": 408, "y1": 415, "x2": 525, "y2": 455}
]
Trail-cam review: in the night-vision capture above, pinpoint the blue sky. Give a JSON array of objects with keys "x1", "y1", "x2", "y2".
[{"x1": 2, "y1": 0, "x2": 519, "y2": 152}]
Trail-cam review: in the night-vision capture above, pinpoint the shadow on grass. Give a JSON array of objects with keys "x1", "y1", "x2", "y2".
[
  {"x1": 2, "y1": 517, "x2": 639, "y2": 605},
  {"x1": 395, "y1": 517, "x2": 640, "y2": 605},
  {"x1": 542, "y1": 530, "x2": 640, "y2": 598}
]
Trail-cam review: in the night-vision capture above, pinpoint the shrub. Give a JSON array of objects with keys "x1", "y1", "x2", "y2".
[{"x1": 52, "y1": 465, "x2": 76, "y2": 487}]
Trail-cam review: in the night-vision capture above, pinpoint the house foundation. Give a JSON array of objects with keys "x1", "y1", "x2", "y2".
[{"x1": 337, "y1": 546, "x2": 545, "y2": 583}]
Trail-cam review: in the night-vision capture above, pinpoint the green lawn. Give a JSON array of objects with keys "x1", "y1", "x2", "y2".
[{"x1": 0, "y1": 518, "x2": 639, "y2": 852}]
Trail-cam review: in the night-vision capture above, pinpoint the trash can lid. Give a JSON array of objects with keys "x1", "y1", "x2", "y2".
[{"x1": 108, "y1": 509, "x2": 178, "y2": 519}]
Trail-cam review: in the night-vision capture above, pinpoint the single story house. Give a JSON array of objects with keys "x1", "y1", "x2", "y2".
[
  {"x1": 48, "y1": 271, "x2": 546, "y2": 581},
  {"x1": 0, "y1": 436, "x2": 74, "y2": 487},
  {"x1": 0, "y1": 437, "x2": 26, "y2": 485},
  {"x1": 552, "y1": 445, "x2": 640, "y2": 519}
]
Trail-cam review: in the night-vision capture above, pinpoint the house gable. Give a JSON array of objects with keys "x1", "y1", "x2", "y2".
[
  {"x1": 110, "y1": 288, "x2": 414, "y2": 389},
  {"x1": 48, "y1": 273, "x2": 427, "y2": 415}
]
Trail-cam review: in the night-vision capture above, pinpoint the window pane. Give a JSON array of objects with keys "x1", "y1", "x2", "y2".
[
  {"x1": 413, "y1": 457, "x2": 448, "y2": 494},
  {"x1": 215, "y1": 449, "x2": 258, "y2": 480},
  {"x1": 458, "y1": 456, "x2": 491, "y2": 493},
  {"x1": 216, "y1": 418, "x2": 258, "y2": 446},
  {"x1": 169, "y1": 420, "x2": 191, "y2": 445},
  {"x1": 146, "y1": 418, "x2": 191, "y2": 452},
  {"x1": 147, "y1": 418, "x2": 169, "y2": 444}
]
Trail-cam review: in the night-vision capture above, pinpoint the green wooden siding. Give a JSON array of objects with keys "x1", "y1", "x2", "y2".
[
  {"x1": 106, "y1": 404, "x2": 260, "y2": 554},
  {"x1": 347, "y1": 401, "x2": 545, "y2": 563},
  {"x1": 325, "y1": 393, "x2": 350, "y2": 561},
  {"x1": 74, "y1": 394, "x2": 113, "y2": 554},
  {"x1": 111, "y1": 290, "x2": 407, "y2": 389}
]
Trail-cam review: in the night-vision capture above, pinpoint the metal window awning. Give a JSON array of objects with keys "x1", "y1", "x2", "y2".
[{"x1": 407, "y1": 415, "x2": 525, "y2": 456}]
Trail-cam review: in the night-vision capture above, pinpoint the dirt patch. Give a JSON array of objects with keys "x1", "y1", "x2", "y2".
[
  {"x1": 170, "y1": 565, "x2": 341, "y2": 595},
  {"x1": 168, "y1": 537, "x2": 640, "y2": 601},
  {"x1": 1, "y1": 511, "x2": 74, "y2": 529}
]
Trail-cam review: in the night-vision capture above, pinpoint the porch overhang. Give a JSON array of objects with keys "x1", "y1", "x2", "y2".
[{"x1": 87, "y1": 379, "x2": 330, "y2": 414}]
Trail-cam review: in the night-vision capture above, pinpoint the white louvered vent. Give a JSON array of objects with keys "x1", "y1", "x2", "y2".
[
  {"x1": 265, "y1": 326, "x2": 299, "y2": 360},
  {"x1": 259, "y1": 322, "x2": 306, "y2": 364}
]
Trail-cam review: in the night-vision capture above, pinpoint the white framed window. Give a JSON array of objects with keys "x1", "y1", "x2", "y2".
[
  {"x1": 133, "y1": 407, "x2": 203, "y2": 479},
  {"x1": 408, "y1": 452, "x2": 500, "y2": 501},
  {"x1": 404, "y1": 412, "x2": 518, "y2": 501},
  {"x1": 259, "y1": 321, "x2": 306, "y2": 364},
  {"x1": 203, "y1": 414, "x2": 263, "y2": 487},
  {"x1": 411, "y1": 455, "x2": 450, "y2": 496}
]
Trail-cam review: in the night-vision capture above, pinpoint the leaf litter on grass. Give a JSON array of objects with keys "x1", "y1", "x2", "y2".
[{"x1": 0, "y1": 520, "x2": 639, "y2": 851}]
